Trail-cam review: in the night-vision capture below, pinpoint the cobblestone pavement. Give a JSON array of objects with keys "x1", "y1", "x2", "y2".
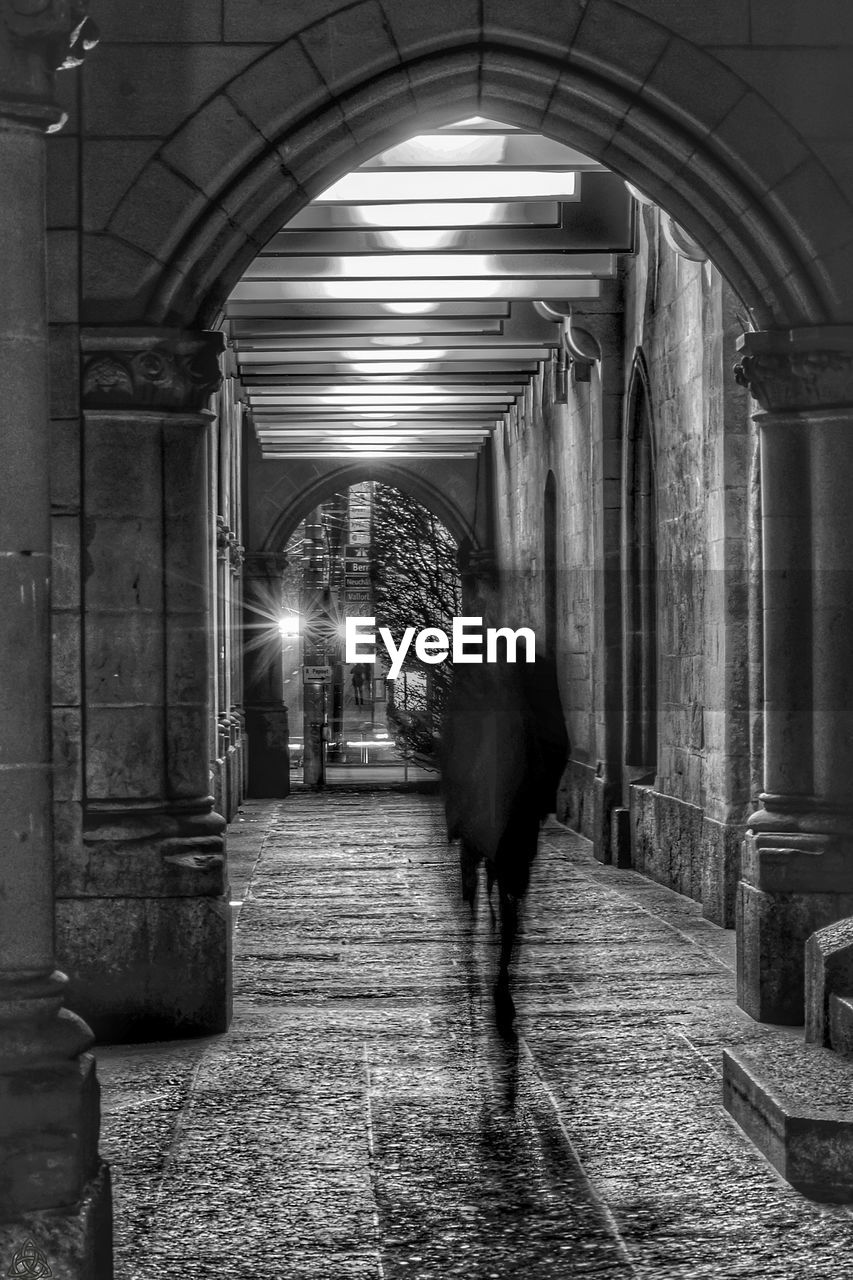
[{"x1": 97, "y1": 792, "x2": 853, "y2": 1279}]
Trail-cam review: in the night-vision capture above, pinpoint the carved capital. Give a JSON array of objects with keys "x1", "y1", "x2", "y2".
[
  {"x1": 0, "y1": 1, "x2": 98, "y2": 125},
  {"x1": 734, "y1": 327, "x2": 853, "y2": 413},
  {"x1": 82, "y1": 328, "x2": 225, "y2": 412},
  {"x1": 215, "y1": 516, "x2": 231, "y2": 561}
]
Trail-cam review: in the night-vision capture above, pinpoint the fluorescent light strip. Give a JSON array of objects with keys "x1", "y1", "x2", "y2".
[
  {"x1": 239, "y1": 346, "x2": 552, "y2": 362},
  {"x1": 244, "y1": 252, "x2": 614, "y2": 280},
  {"x1": 315, "y1": 170, "x2": 577, "y2": 202},
  {"x1": 229, "y1": 279, "x2": 602, "y2": 302},
  {"x1": 253, "y1": 430, "x2": 491, "y2": 440},
  {"x1": 256, "y1": 455, "x2": 481, "y2": 465}
]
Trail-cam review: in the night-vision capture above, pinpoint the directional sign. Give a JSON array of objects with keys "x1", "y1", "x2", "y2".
[{"x1": 303, "y1": 665, "x2": 332, "y2": 684}]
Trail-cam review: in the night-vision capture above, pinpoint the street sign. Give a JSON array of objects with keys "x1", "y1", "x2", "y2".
[{"x1": 302, "y1": 665, "x2": 332, "y2": 684}]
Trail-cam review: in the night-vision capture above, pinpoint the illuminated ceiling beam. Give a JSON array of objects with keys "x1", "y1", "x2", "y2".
[
  {"x1": 238, "y1": 346, "x2": 552, "y2": 363},
  {"x1": 242, "y1": 370, "x2": 537, "y2": 383},
  {"x1": 359, "y1": 134, "x2": 602, "y2": 169},
  {"x1": 226, "y1": 299, "x2": 513, "y2": 318},
  {"x1": 285, "y1": 200, "x2": 560, "y2": 230},
  {"x1": 314, "y1": 170, "x2": 580, "y2": 203},
  {"x1": 248, "y1": 383, "x2": 527, "y2": 397},
  {"x1": 263, "y1": 226, "x2": 584, "y2": 254},
  {"x1": 252, "y1": 430, "x2": 489, "y2": 440},
  {"x1": 228, "y1": 278, "x2": 602, "y2": 303},
  {"x1": 229, "y1": 317, "x2": 507, "y2": 337},
  {"x1": 266, "y1": 176, "x2": 631, "y2": 251},
  {"x1": 233, "y1": 330, "x2": 557, "y2": 352},
  {"x1": 240, "y1": 358, "x2": 540, "y2": 372},
  {"x1": 256, "y1": 451, "x2": 481, "y2": 458},
  {"x1": 250, "y1": 411, "x2": 501, "y2": 422},
  {"x1": 243, "y1": 253, "x2": 614, "y2": 280}
]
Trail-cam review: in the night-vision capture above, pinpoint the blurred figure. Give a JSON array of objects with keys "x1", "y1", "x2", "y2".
[
  {"x1": 441, "y1": 577, "x2": 568, "y2": 1040},
  {"x1": 350, "y1": 662, "x2": 367, "y2": 706}
]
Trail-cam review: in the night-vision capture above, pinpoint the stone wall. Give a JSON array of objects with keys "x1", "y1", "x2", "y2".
[{"x1": 490, "y1": 208, "x2": 755, "y2": 925}]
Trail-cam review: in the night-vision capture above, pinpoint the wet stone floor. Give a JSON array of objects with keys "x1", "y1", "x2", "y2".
[{"x1": 98, "y1": 792, "x2": 853, "y2": 1279}]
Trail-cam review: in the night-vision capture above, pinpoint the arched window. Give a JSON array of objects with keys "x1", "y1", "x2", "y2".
[
  {"x1": 543, "y1": 471, "x2": 558, "y2": 659},
  {"x1": 623, "y1": 355, "x2": 657, "y2": 778}
]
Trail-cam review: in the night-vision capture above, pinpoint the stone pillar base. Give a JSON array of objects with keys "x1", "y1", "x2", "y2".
[
  {"x1": 737, "y1": 880, "x2": 853, "y2": 1025},
  {"x1": 246, "y1": 705, "x2": 290, "y2": 798},
  {"x1": 56, "y1": 803, "x2": 231, "y2": 1041},
  {"x1": 0, "y1": 1164, "x2": 112, "y2": 1280},
  {"x1": 738, "y1": 815, "x2": 853, "y2": 1024},
  {"x1": 56, "y1": 894, "x2": 232, "y2": 1042}
]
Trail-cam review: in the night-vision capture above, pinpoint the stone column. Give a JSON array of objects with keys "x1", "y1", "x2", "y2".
[
  {"x1": 55, "y1": 328, "x2": 232, "y2": 1040},
  {"x1": 0, "y1": 3, "x2": 111, "y2": 1274},
  {"x1": 244, "y1": 551, "x2": 290, "y2": 797},
  {"x1": 735, "y1": 327, "x2": 853, "y2": 1023}
]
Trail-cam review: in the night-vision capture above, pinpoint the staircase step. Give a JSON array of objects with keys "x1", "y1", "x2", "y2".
[{"x1": 723, "y1": 1037, "x2": 853, "y2": 1201}]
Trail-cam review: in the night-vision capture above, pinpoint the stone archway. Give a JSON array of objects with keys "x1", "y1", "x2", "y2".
[
  {"x1": 79, "y1": 17, "x2": 852, "y2": 331},
  {"x1": 257, "y1": 461, "x2": 481, "y2": 554}
]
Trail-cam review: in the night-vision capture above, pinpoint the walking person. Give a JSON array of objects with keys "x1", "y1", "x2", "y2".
[{"x1": 350, "y1": 663, "x2": 367, "y2": 707}]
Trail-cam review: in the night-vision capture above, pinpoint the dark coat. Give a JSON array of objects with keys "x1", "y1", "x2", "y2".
[{"x1": 441, "y1": 655, "x2": 569, "y2": 900}]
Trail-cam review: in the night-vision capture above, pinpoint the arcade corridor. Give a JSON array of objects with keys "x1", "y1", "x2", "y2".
[{"x1": 98, "y1": 792, "x2": 853, "y2": 1279}]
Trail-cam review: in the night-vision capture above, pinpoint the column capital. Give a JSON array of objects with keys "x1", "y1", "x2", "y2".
[
  {"x1": 0, "y1": 0, "x2": 97, "y2": 126},
  {"x1": 81, "y1": 327, "x2": 226, "y2": 412},
  {"x1": 734, "y1": 325, "x2": 853, "y2": 413}
]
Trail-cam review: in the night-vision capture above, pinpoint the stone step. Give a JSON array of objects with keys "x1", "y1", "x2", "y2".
[{"x1": 723, "y1": 1037, "x2": 853, "y2": 1202}]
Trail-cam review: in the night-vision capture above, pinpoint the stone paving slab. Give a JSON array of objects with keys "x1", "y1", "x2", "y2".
[{"x1": 97, "y1": 793, "x2": 853, "y2": 1278}]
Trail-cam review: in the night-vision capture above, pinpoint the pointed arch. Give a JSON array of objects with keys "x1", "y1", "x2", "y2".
[
  {"x1": 622, "y1": 348, "x2": 658, "y2": 780},
  {"x1": 259, "y1": 462, "x2": 476, "y2": 554},
  {"x1": 80, "y1": 19, "x2": 853, "y2": 330}
]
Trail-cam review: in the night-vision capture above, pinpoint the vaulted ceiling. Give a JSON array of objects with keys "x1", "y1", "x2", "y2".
[{"x1": 226, "y1": 119, "x2": 633, "y2": 460}]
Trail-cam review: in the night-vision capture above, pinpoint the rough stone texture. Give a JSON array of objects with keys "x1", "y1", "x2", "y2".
[
  {"x1": 97, "y1": 795, "x2": 853, "y2": 1278},
  {"x1": 630, "y1": 786, "x2": 705, "y2": 906},
  {"x1": 724, "y1": 1038, "x2": 853, "y2": 1201},
  {"x1": 56, "y1": 894, "x2": 232, "y2": 1042},
  {"x1": 0, "y1": 1165, "x2": 112, "y2": 1280},
  {"x1": 700, "y1": 814, "x2": 742, "y2": 928},
  {"x1": 805, "y1": 916, "x2": 853, "y2": 1047},
  {"x1": 738, "y1": 885, "x2": 853, "y2": 1026},
  {"x1": 829, "y1": 995, "x2": 853, "y2": 1059},
  {"x1": 558, "y1": 759, "x2": 598, "y2": 844}
]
